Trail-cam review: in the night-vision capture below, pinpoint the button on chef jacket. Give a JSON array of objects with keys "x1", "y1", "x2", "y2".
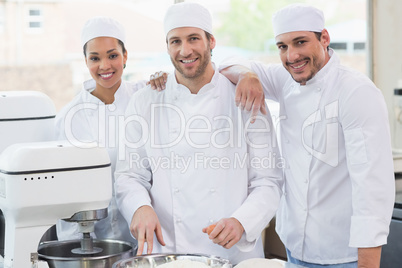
[
  {"x1": 55, "y1": 78, "x2": 145, "y2": 244},
  {"x1": 115, "y1": 65, "x2": 283, "y2": 264},
  {"x1": 225, "y1": 49, "x2": 395, "y2": 264}
]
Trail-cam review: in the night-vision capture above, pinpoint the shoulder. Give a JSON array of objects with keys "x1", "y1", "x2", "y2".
[
  {"x1": 56, "y1": 90, "x2": 88, "y2": 119},
  {"x1": 335, "y1": 65, "x2": 380, "y2": 98},
  {"x1": 125, "y1": 83, "x2": 166, "y2": 114},
  {"x1": 123, "y1": 80, "x2": 147, "y2": 93}
]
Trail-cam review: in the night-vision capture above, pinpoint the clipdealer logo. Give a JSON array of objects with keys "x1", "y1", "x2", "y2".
[
  {"x1": 61, "y1": 102, "x2": 285, "y2": 169},
  {"x1": 301, "y1": 100, "x2": 339, "y2": 167},
  {"x1": 128, "y1": 151, "x2": 284, "y2": 174}
]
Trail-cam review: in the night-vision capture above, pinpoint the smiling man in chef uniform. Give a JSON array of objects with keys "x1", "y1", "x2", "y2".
[
  {"x1": 114, "y1": 2, "x2": 283, "y2": 264},
  {"x1": 220, "y1": 3, "x2": 395, "y2": 268}
]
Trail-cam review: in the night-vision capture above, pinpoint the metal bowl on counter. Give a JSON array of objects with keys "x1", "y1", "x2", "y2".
[
  {"x1": 38, "y1": 239, "x2": 136, "y2": 268},
  {"x1": 112, "y1": 253, "x2": 232, "y2": 268}
]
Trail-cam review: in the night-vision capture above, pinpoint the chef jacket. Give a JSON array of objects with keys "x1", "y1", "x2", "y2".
[
  {"x1": 115, "y1": 65, "x2": 283, "y2": 264},
  {"x1": 222, "y1": 49, "x2": 395, "y2": 264},
  {"x1": 55, "y1": 78, "x2": 146, "y2": 244}
]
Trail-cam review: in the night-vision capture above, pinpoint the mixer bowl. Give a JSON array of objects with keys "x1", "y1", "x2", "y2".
[
  {"x1": 112, "y1": 253, "x2": 232, "y2": 268},
  {"x1": 38, "y1": 239, "x2": 136, "y2": 268}
]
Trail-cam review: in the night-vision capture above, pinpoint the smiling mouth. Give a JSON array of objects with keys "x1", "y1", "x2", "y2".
[
  {"x1": 100, "y1": 73, "x2": 113, "y2": 79},
  {"x1": 288, "y1": 58, "x2": 309, "y2": 71},
  {"x1": 181, "y1": 58, "x2": 197, "y2": 64},
  {"x1": 292, "y1": 62, "x2": 307, "y2": 69}
]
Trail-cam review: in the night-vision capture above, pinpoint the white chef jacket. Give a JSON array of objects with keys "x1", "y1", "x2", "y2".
[
  {"x1": 115, "y1": 65, "x2": 283, "y2": 264},
  {"x1": 227, "y1": 49, "x2": 395, "y2": 264},
  {"x1": 55, "y1": 78, "x2": 146, "y2": 244}
]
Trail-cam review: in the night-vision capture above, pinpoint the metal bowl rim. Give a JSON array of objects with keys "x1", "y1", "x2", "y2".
[
  {"x1": 112, "y1": 252, "x2": 231, "y2": 267},
  {"x1": 38, "y1": 239, "x2": 137, "y2": 261}
]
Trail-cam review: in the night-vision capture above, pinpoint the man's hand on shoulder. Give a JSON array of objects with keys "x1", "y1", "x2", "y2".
[
  {"x1": 221, "y1": 65, "x2": 267, "y2": 123},
  {"x1": 236, "y1": 71, "x2": 267, "y2": 123},
  {"x1": 147, "y1": 71, "x2": 168, "y2": 91}
]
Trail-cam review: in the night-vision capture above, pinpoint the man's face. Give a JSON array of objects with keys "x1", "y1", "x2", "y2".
[
  {"x1": 275, "y1": 30, "x2": 330, "y2": 85},
  {"x1": 166, "y1": 27, "x2": 215, "y2": 81}
]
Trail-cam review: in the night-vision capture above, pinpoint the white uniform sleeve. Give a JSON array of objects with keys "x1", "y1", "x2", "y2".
[
  {"x1": 231, "y1": 108, "x2": 284, "y2": 251},
  {"x1": 114, "y1": 96, "x2": 153, "y2": 225},
  {"x1": 340, "y1": 81, "x2": 395, "y2": 247},
  {"x1": 219, "y1": 56, "x2": 289, "y2": 103},
  {"x1": 249, "y1": 61, "x2": 290, "y2": 103}
]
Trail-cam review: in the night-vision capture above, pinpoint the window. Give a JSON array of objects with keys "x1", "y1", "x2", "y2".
[
  {"x1": 330, "y1": 43, "x2": 348, "y2": 50},
  {"x1": 26, "y1": 7, "x2": 43, "y2": 33},
  {"x1": 354, "y1": 42, "x2": 365, "y2": 50}
]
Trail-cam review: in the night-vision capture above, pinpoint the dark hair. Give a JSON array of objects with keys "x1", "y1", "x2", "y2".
[
  {"x1": 205, "y1": 31, "x2": 213, "y2": 56},
  {"x1": 83, "y1": 39, "x2": 126, "y2": 57},
  {"x1": 314, "y1": 32, "x2": 329, "y2": 51},
  {"x1": 205, "y1": 31, "x2": 212, "y2": 41}
]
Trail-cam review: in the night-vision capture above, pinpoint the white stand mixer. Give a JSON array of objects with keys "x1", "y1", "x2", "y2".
[
  {"x1": 0, "y1": 91, "x2": 133, "y2": 267},
  {"x1": 0, "y1": 141, "x2": 112, "y2": 268},
  {"x1": 0, "y1": 90, "x2": 57, "y2": 267}
]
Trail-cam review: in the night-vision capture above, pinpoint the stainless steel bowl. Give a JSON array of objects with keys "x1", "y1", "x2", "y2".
[
  {"x1": 38, "y1": 239, "x2": 136, "y2": 268},
  {"x1": 112, "y1": 253, "x2": 232, "y2": 268}
]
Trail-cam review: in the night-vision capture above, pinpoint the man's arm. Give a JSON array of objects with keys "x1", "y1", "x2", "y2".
[
  {"x1": 147, "y1": 66, "x2": 267, "y2": 123},
  {"x1": 340, "y1": 82, "x2": 394, "y2": 263},
  {"x1": 220, "y1": 65, "x2": 267, "y2": 122},
  {"x1": 229, "y1": 107, "x2": 283, "y2": 250},
  {"x1": 358, "y1": 247, "x2": 381, "y2": 268},
  {"x1": 114, "y1": 96, "x2": 165, "y2": 255}
]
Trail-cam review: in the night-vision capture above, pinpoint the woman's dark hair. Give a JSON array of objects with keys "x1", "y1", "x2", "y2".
[{"x1": 83, "y1": 39, "x2": 126, "y2": 57}]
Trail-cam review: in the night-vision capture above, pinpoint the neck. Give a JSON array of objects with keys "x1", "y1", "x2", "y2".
[
  {"x1": 91, "y1": 81, "x2": 121, "y2": 104},
  {"x1": 176, "y1": 64, "x2": 215, "y2": 94}
]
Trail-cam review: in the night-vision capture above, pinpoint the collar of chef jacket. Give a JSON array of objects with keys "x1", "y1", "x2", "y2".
[
  {"x1": 299, "y1": 48, "x2": 338, "y2": 87},
  {"x1": 170, "y1": 62, "x2": 220, "y2": 96}
]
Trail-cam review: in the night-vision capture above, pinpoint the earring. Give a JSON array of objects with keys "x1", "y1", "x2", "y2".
[{"x1": 124, "y1": 63, "x2": 126, "y2": 69}]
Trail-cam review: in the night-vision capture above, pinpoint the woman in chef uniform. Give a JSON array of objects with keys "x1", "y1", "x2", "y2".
[{"x1": 54, "y1": 16, "x2": 145, "y2": 244}]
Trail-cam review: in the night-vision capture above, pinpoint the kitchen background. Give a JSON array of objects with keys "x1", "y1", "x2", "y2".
[
  {"x1": 0, "y1": 0, "x2": 367, "y2": 110},
  {"x1": 3, "y1": 0, "x2": 401, "y2": 153},
  {"x1": 1, "y1": 0, "x2": 402, "y2": 265}
]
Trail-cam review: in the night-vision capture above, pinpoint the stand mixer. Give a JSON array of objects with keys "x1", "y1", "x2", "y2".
[
  {"x1": 0, "y1": 91, "x2": 135, "y2": 267},
  {"x1": 0, "y1": 90, "x2": 57, "y2": 263},
  {"x1": 0, "y1": 141, "x2": 115, "y2": 268}
]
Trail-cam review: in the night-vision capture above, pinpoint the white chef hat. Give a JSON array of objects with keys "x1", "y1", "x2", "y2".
[
  {"x1": 81, "y1": 16, "x2": 126, "y2": 47},
  {"x1": 272, "y1": 4, "x2": 325, "y2": 38},
  {"x1": 163, "y1": 2, "x2": 213, "y2": 37}
]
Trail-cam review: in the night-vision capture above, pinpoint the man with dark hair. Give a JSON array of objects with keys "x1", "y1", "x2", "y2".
[{"x1": 220, "y1": 3, "x2": 394, "y2": 268}]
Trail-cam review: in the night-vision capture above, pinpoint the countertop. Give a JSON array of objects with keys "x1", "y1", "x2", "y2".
[{"x1": 0, "y1": 256, "x2": 306, "y2": 268}]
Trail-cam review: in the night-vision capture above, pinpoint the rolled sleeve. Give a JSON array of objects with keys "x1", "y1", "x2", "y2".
[{"x1": 341, "y1": 83, "x2": 395, "y2": 248}]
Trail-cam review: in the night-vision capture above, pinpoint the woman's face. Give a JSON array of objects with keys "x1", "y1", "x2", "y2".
[{"x1": 85, "y1": 37, "x2": 127, "y2": 92}]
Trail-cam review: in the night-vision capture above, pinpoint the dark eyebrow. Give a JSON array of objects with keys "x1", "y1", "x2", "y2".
[
  {"x1": 292, "y1": 36, "x2": 309, "y2": 42},
  {"x1": 276, "y1": 35, "x2": 309, "y2": 46},
  {"x1": 188, "y1": 33, "x2": 201, "y2": 38},
  {"x1": 168, "y1": 33, "x2": 202, "y2": 42},
  {"x1": 88, "y1": 48, "x2": 117, "y2": 55}
]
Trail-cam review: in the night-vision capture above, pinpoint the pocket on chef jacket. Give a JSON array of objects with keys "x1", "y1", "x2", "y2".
[{"x1": 344, "y1": 127, "x2": 368, "y2": 165}]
